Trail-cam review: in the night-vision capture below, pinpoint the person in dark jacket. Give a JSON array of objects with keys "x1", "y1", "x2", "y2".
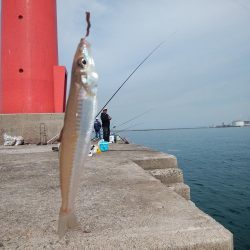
[
  {"x1": 101, "y1": 108, "x2": 112, "y2": 142},
  {"x1": 94, "y1": 118, "x2": 102, "y2": 139}
]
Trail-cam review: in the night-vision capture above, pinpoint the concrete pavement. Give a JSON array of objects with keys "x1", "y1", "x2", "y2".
[{"x1": 0, "y1": 143, "x2": 233, "y2": 249}]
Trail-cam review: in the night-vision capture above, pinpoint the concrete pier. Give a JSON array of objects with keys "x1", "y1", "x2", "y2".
[{"x1": 0, "y1": 143, "x2": 233, "y2": 249}]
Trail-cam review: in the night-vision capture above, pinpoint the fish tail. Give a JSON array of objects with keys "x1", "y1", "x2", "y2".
[{"x1": 57, "y1": 211, "x2": 80, "y2": 238}]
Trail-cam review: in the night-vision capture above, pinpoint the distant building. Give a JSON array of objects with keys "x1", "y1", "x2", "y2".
[
  {"x1": 232, "y1": 120, "x2": 250, "y2": 127},
  {"x1": 244, "y1": 121, "x2": 250, "y2": 126},
  {"x1": 232, "y1": 120, "x2": 244, "y2": 127}
]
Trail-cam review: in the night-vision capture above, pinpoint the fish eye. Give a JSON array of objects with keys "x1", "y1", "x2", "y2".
[{"x1": 77, "y1": 58, "x2": 87, "y2": 68}]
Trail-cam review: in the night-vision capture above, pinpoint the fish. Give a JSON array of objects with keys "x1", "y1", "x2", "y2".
[{"x1": 57, "y1": 14, "x2": 98, "y2": 238}]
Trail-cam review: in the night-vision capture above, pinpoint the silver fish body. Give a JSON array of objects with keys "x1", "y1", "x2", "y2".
[{"x1": 58, "y1": 38, "x2": 98, "y2": 238}]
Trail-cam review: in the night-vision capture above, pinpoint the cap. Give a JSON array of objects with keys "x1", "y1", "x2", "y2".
[{"x1": 103, "y1": 108, "x2": 107, "y2": 111}]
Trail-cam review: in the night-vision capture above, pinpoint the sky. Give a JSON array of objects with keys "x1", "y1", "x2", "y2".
[{"x1": 57, "y1": 0, "x2": 250, "y2": 129}]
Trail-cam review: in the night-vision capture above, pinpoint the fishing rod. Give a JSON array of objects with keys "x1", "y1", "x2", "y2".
[
  {"x1": 112, "y1": 109, "x2": 151, "y2": 129},
  {"x1": 116, "y1": 122, "x2": 143, "y2": 131},
  {"x1": 95, "y1": 41, "x2": 166, "y2": 117}
]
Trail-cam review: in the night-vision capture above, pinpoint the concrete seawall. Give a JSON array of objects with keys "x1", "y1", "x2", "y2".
[
  {"x1": 0, "y1": 114, "x2": 64, "y2": 145},
  {"x1": 0, "y1": 143, "x2": 233, "y2": 249}
]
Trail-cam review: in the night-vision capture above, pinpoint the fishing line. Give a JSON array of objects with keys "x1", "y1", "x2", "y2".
[{"x1": 117, "y1": 127, "x2": 205, "y2": 132}]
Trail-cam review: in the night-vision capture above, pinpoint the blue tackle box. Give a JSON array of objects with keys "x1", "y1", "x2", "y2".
[{"x1": 99, "y1": 141, "x2": 109, "y2": 152}]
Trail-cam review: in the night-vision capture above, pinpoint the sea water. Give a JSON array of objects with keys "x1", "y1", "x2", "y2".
[{"x1": 120, "y1": 127, "x2": 250, "y2": 250}]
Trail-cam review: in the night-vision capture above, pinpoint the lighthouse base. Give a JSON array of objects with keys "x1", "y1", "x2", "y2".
[{"x1": 0, "y1": 114, "x2": 64, "y2": 145}]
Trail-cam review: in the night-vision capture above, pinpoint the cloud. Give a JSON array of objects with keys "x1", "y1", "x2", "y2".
[
  {"x1": 56, "y1": 0, "x2": 250, "y2": 127},
  {"x1": 1, "y1": 0, "x2": 249, "y2": 126}
]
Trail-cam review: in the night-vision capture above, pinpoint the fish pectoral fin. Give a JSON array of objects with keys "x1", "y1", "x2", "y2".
[{"x1": 58, "y1": 212, "x2": 80, "y2": 238}]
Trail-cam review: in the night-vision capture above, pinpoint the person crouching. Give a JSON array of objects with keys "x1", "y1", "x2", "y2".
[{"x1": 94, "y1": 118, "x2": 102, "y2": 139}]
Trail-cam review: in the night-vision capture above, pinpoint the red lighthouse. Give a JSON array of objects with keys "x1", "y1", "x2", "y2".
[{"x1": 0, "y1": 0, "x2": 66, "y2": 113}]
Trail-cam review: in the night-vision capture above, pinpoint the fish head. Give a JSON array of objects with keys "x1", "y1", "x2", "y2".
[{"x1": 72, "y1": 38, "x2": 98, "y2": 95}]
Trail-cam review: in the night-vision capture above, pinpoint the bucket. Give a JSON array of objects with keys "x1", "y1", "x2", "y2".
[{"x1": 99, "y1": 141, "x2": 109, "y2": 152}]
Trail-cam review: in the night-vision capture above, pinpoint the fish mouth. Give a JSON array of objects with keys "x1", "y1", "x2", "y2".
[{"x1": 80, "y1": 38, "x2": 89, "y2": 46}]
